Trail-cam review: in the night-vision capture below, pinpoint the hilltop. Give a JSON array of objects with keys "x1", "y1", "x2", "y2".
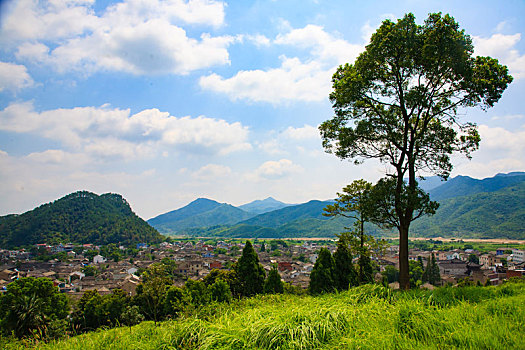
[{"x1": 0, "y1": 191, "x2": 163, "y2": 248}]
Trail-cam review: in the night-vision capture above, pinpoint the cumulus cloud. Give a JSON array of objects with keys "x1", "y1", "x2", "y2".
[
  {"x1": 200, "y1": 24, "x2": 364, "y2": 104},
  {"x1": 0, "y1": 102, "x2": 251, "y2": 159},
  {"x1": 282, "y1": 124, "x2": 320, "y2": 140},
  {"x1": 454, "y1": 123, "x2": 525, "y2": 178},
  {"x1": 193, "y1": 164, "x2": 232, "y2": 179},
  {"x1": 0, "y1": 61, "x2": 34, "y2": 91},
  {"x1": 473, "y1": 33, "x2": 525, "y2": 79},
  {"x1": 3, "y1": 0, "x2": 230, "y2": 75},
  {"x1": 253, "y1": 159, "x2": 303, "y2": 180}
]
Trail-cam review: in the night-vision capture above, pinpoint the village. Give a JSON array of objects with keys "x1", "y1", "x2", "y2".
[{"x1": 1, "y1": 239, "x2": 524, "y2": 298}]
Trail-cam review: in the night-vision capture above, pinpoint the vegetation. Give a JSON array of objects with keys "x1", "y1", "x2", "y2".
[
  {"x1": 0, "y1": 191, "x2": 163, "y2": 248},
  {"x1": 3, "y1": 280, "x2": 524, "y2": 349},
  {"x1": 0, "y1": 277, "x2": 69, "y2": 338},
  {"x1": 319, "y1": 13, "x2": 513, "y2": 288}
]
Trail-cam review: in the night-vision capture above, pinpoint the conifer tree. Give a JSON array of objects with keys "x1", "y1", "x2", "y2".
[
  {"x1": 234, "y1": 241, "x2": 266, "y2": 297},
  {"x1": 264, "y1": 266, "x2": 284, "y2": 294},
  {"x1": 309, "y1": 248, "x2": 335, "y2": 294},
  {"x1": 333, "y1": 238, "x2": 358, "y2": 290}
]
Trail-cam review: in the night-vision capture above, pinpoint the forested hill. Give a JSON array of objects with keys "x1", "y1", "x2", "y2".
[{"x1": 0, "y1": 191, "x2": 164, "y2": 248}]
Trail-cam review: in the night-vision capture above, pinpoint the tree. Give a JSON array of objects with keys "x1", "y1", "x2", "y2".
[
  {"x1": 333, "y1": 237, "x2": 358, "y2": 290},
  {"x1": 210, "y1": 279, "x2": 233, "y2": 302},
  {"x1": 234, "y1": 241, "x2": 266, "y2": 297},
  {"x1": 121, "y1": 305, "x2": 144, "y2": 332},
  {"x1": 309, "y1": 248, "x2": 335, "y2": 294},
  {"x1": 136, "y1": 263, "x2": 171, "y2": 325},
  {"x1": 409, "y1": 260, "x2": 424, "y2": 288},
  {"x1": 468, "y1": 254, "x2": 480, "y2": 264},
  {"x1": 382, "y1": 265, "x2": 400, "y2": 284},
  {"x1": 423, "y1": 253, "x2": 441, "y2": 286},
  {"x1": 319, "y1": 13, "x2": 512, "y2": 289},
  {"x1": 264, "y1": 266, "x2": 284, "y2": 294},
  {"x1": 324, "y1": 180, "x2": 380, "y2": 285},
  {"x1": 0, "y1": 277, "x2": 69, "y2": 338}
]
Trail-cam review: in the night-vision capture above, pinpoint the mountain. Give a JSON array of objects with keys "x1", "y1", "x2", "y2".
[
  {"x1": 0, "y1": 191, "x2": 163, "y2": 248},
  {"x1": 428, "y1": 172, "x2": 525, "y2": 201},
  {"x1": 412, "y1": 181, "x2": 525, "y2": 239},
  {"x1": 239, "y1": 200, "x2": 332, "y2": 227},
  {"x1": 148, "y1": 198, "x2": 255, "y2": 234},
  {"x1": 238, "y1": 197, "x2": 292, "y2": 214}
]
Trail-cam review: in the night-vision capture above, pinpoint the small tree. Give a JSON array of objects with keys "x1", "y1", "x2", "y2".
[
  {"x1": 264, "y1": 266, "x2": 284, "y2": 294},
  {"x1": 136, "y1": 263, "x2": 171, "y2": 325},
  {"x1": 333, "y1": 237, "x2": 358, "y2": 290},
  {"x1": 234, "y1": 241, "x2": 266, "y2": 297},
  {"x1": 121, "y1": 305, "x2": 144, "y2": 332},
  {"x1": 422, "y1": 253, "x2": 441, "y2": 286},
  {"x1": 210, "y1": 279, "x2": 232, "y2": 303},
  {"x1": 0, "y1": 277, "x2": 69, "y2": 338},
  {"x1": 309, "y1": 248, "x2": 335, "y2": 295}
]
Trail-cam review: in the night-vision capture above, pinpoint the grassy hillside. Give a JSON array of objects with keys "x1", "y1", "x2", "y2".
[
  {"x1": 7, "y1": 282, "x2": 525, "y2": 349},
  {"x1": 428, "y1": 173, "x2": 525, "y2": 201},
  {"x1": 0, "y1": 191, "x2": 163, "y2": 248},
  {"x1": 412, "y1": 182, "x2": 525, "y2": 239}
]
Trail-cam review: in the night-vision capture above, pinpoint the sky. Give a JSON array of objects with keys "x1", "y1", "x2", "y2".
[{"x1": 1, "y1": 0, "x2": 524, "y2": 219}]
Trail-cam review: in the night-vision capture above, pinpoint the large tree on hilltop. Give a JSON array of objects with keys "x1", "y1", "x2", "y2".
[{"x1": 319, "y1": 13, "x2": 512, "y2": 289}]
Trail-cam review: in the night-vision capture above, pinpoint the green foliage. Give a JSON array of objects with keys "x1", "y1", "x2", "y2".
[
  {"x1": 121, "y1": 305, "x2": 144, "y2": 331},
  {"x1": 333, "y1": 239, "x2": 357, "y2": 290},
  {"x1": 21, "y1": 282, "x2": 525, "y2": 350},
  {"x1": 382, "y1": 265, "x2": 400, "y2": 284},
  {"x1": 209, "y1": 279, "x2": 232, "y2": 303},
  {"x1": 309, "y1": 248, "x2": 335, "y2": 294},
  {"x1": 0, "y1": 191, "x2": 163, "y2": 248},
  {"x1": 264, "y1": 267, "x2": 284, "y2": 294},
  {"x1": 0, "y1": 277, "x2": 69, "y2": 338},
  {"x1": 234, "y1": 241, "x2": 266, "y2": 297},
  {"x1": 422, "y1": 253, "x2": 441, "y2": 285},
  {"x1": 409, "y1": 260, "x2": 424, "y2": 288}
]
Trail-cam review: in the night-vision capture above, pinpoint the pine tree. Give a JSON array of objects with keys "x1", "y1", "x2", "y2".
[
  {"x1": 358, "y1": 252, "x2": 374, "y2": 284},
  {"x1": 234, "y1": 241, "x2": 266, "y2": 297},
  {"x1": 333, "y1": 239, "x2": 357, "y2": 290},
  {"x1": 264, "y1": 266, "x2": 284, "y2": 294},
  {"x1": 309, "y1": 248, "x2": 335, "y2": 295},
  {"x1": 428, "y1": 253, "x2": 441, "y2": 286}
]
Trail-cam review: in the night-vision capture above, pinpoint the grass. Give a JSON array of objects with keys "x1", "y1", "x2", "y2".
[{"x1": 4, "y1": 282, "x2": 525, "y2": 349}]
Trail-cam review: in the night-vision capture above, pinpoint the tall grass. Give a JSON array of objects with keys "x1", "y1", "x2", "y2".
[{"x1": 8, "y1": 282, "x2": 525, "y2": 350}]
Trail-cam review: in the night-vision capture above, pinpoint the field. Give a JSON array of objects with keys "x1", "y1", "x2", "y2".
[{"x1": 4, "y1": 281, "x2": 525, "y2": 350}]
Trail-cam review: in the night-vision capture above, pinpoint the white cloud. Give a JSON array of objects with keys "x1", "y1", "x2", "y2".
[
  {"x1": 253, "y1": 159, "x2": 303, "y2": 180},
  {"x1": 200, "y1": 24, "x2": 364, "y2": 104},
  {"x1": 283, "y1": 124, "x2": 320, "y2": 140},
  {"x1": 473, "y1": 33, "x2": 525, "y2": 79},
  {"x1": 453, "y1": 124, "x2": 525, "y2": 178},
  {"x1": 0, "y1": 102, "x2": 251, "y2": 159},
  {"x1": 3, "y1": 0, "x2": 230, "y2": 75},
  {"x1": 193, "y1": 164, "x2": 232, "y2": 179},
  {"x1": 0, "y1": 61, "x2": 34, "y2": 91}
]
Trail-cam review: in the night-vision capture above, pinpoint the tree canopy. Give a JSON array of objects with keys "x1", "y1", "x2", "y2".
[{"x1": 319, "y1": 12, "x2": 512, "y2": 289}]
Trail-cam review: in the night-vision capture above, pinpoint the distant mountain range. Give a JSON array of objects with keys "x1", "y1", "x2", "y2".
[
  {"x1": 0, "y1": 191, "x2": 164, "y2": 249},
  {"x1": 148, "y1": 172, "x2": 525, "y2": 240},
  {"x1": 1, "y1": 172, "x2": 523, "y2": 248}
]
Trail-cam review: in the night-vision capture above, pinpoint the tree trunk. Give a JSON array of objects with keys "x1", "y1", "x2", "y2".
[{"x1": 398, "y1": 224, "x2": 410, "y2": 290}]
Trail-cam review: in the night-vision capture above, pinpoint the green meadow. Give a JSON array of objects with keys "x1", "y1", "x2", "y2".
[{"x1": 4, "y1": 280, "x2": 524, "y2": 350}]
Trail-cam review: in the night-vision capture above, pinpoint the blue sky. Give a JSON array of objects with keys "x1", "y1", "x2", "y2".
[{"x1": 1, "y1": 0, "x2": 524, "y2": 219}]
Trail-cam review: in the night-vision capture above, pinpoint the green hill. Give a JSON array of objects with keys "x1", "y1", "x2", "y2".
[
  {"x1": 428, "y1": 172, "x2": 525, "y2": 201},
  {"x1": 0, "y1": 191, "x2": 163, "y2": 248},
  {"x1": 412, "y1": 182, "x2": 525, "y2": 239},
  {"x1": 148, "y1": 198, "x2": 255, "y2": 234}
]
